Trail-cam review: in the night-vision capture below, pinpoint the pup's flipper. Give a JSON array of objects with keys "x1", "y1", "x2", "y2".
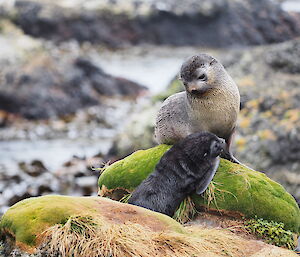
[{"x1": 196, "y1": 158, "x2": 220, "y2": 195}]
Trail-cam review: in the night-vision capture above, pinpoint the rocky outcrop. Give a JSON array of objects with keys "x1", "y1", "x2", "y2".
[
  {"x1": 98, "y1": 145, "x2": 300, "y2": 233},
  {"x1": 3, "y1": 0, "x2": 300, "y2": 48},
  {"x1": 0, "y1": 195, "x2": 298, "y2": 256},
  {"x1": 0, "y1": 17, "x2": 147, "y2": 120},
  {"x1": 0, "y1": 55, "x2": 146, "y2": 120},
  {"x1": 265, "y1": 39, "x2": 300, "y2": 73}
]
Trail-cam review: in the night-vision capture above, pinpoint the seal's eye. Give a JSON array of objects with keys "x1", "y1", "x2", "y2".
[
  {"x1": 210, "y1": 59, "x2": 217, "y2": 65},
  {"x1": 198, "y1": 73, "x2": 207, "y2": 81}
]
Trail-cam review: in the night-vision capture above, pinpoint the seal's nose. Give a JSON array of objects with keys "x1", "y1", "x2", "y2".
[
  {"x1": 191, "y1": 88, "x2": 200, "y2": 94},
  {"x1": 187, "y1": 84, "x2": 208, "y2": 95}
]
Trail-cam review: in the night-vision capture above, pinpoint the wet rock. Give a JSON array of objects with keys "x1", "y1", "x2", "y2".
[
  {"x1": 75, "y1": 58, "x2": 146, "y2": 97},
  {"x1": 4, "y1": 0, "x2": 300, "y2": 47},
  {"x1": 0, "y1": 54, "x2": 146, "y2": 120},
  {"x1": 265, "y1": 39, "x2": 300, "y2": 73},
  {"x1": 18, "y1": 160, "x2": 47, "y2": 177}
]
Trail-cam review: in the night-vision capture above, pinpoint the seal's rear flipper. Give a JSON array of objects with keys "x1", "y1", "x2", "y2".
[{"x1": 196, "y1": 158, "x2": 220, "y2": 195}]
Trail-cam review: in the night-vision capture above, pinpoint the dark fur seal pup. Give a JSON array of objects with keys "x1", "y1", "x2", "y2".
[
  {"x1": 128, "y1": 132, "x2": 225, "y2": 217},
  {"x1": 155, "y1": 53, "x2": 240, "y2": 163}
]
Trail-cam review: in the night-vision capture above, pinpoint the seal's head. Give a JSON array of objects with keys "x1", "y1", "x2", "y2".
[
  {"x1": 179, "y1": 131, "x2": 226, "y2": 161},
  {"x1": 180, "y1": 53, "x2": 225, "y2": 96}
]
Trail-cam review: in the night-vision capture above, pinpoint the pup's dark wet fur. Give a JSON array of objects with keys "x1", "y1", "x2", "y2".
[{"x1": 128, "y1": 132, "x2": 225, "y2": 217}]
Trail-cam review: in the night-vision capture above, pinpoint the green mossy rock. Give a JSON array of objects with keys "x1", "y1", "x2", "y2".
[
  {"x1": 98, "y1": 145, "x2": 300, "y2": 233},
  {"x1": 0, "y1": 195, "x2": 183, "y2": 249}
]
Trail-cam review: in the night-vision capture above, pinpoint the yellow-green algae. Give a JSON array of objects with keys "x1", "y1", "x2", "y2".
[
  {"x1": 98, "y1": 145, "x2": 300, "y2": 233},
  {"x1": 0, "y1": 195, "x2": 184, "y2": 247}
]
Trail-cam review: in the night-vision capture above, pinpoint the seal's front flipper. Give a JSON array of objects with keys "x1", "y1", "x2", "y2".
[
  {"x1": 221, "y1": 150, "x2": 255, "y2": 171},
  {"x1": 196, "y1": 158, "x2": 220, "y2": 195},
  {"x1": 220, "y1": 147, "x2": 239, "y2": 163}
]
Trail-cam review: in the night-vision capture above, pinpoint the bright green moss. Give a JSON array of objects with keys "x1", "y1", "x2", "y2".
[{"x1": 98, "y1": 145, "x2": 300, "y2": 233}]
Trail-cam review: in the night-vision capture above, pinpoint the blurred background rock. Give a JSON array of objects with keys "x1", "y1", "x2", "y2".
[{"x1": 0, "y1": 0, "x2": 300, "y2": 214}]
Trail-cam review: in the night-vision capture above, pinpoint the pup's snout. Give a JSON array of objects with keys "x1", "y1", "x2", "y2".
[
  {"x1": 210, "y1": 138, "x2": 226, "y2": 157},
  {"x1": 218, "y1": 138, "x2": 226, "y2": 152}
]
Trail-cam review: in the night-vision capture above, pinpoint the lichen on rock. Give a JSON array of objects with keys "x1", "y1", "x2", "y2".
[{"x1": 98, "y1": 145, "x2": 300, "y2": 234}]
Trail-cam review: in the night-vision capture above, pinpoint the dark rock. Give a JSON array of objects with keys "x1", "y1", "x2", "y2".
[
  {"x1": 7, "y1": 0, "x2": 300, "y2": 48},
  {"x1": 0, "y1": 57, "x2": 146, "y2": 120},
  {"x1": 7, "y1": 192, "x2": 32, "y2": 207},
  {"x1": 267, "y1": 130, "x2": 300, "y2": 164},
  {"x1": 19, "y1": 160, "x2": 47, "y2": 177},
  {"x1": 265, "y1": 39, "x2": 300, "y2": 73},
  {"x1": 75, "y1": 58, "x2": 146, "y2": 97},
  {"x1": 258, "y1": 96, "x2": 279, "y2": 112},
  {"x1": 37, "y1": 184, "x2": 53, "y2": 195}
]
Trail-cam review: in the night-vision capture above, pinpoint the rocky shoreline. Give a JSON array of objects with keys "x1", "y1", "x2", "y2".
[
  {"x1": 0, "y1": 0, "x2": 300, "y2": 220},
  {"x1": 2, "y1": 0, "x2": 300, "y2": 48}
]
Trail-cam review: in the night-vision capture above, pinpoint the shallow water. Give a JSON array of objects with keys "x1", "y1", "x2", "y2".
[
  {"x1": 281, "y1": 1, "x2": 300, "y2": 12},
  {"x1": 0, "y1": 139, "x2": 111, "y2": 171}
]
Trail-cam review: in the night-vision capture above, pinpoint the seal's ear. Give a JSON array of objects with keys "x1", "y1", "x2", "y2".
[{"x1": 196, "y1": 157, "x2": 220, "y2": 195}]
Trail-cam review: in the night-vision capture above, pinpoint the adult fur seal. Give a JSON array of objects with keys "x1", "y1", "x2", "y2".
[
  {"x1": 155, "y1": 53, "x2": 240, "y2": 163},
  {"x1": 128, "y1": 132, "x2": 225, "y2": 217}
]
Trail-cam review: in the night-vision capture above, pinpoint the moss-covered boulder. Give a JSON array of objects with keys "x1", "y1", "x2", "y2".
[
  {"x1": 0, "y1": 195, "x2": 183, "y2": 253},
  {"x1": 98, "y1": 145, "x2": 300, "y2": 233},
  {"x1": 0, "y1": 195, "x2": 298, "y2": 257}
]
